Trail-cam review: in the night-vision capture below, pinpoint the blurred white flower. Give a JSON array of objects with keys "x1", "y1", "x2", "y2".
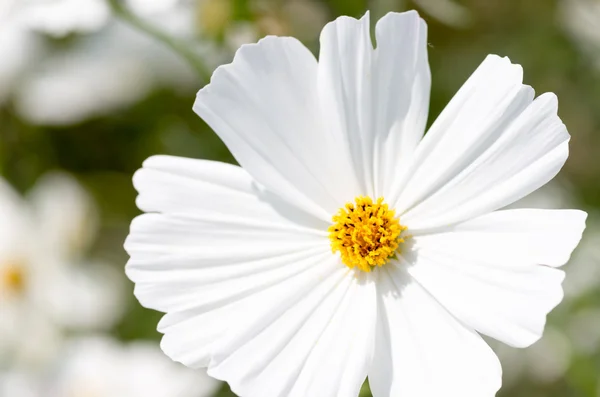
[
  {"x1": 0, "y1": 1, "x2": 41, "y2": 104},
  {"x1": 0, "y1": 371, "x2": 42, "y2": 397},
  {"x1": 1, "y1": 0, "x2": 221, "y2": 124},
  {"x1": 49, "y1": 337, "x2": 220, "y2": 397},
  {"x1": 17, "y1": 0, "x2": 111, "y2": 37},
  {"x1": 0, "y1": 178, "x2": 63, "y2": 369},
  {"x1": 125, "y1": 0, "x2": 183, "y2": 18},
  {"x1": 561, "y1": 0, "x2": 600, "y2": 67},
  {"x1": 0, "y1": 294, "x2": 62, "y2": 370},
  {"x1": 0, "y1": 174, "x2": 124, "y2": 368},
  {"x1": 14, "y1": 23, "x2": 155, "y2": 126},
  {"x1": 14, "y1": 2, "x2": 214, "y2": 126}
]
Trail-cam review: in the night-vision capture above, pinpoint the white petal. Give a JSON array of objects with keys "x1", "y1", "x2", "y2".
[
  {"x1": 318, "y1": 11, "x2": 430, "y2": 198},
  {"x1": 369, "y1": 266, "x2": 502, "y2": 397},
  {"x1": 406, "y1": 209, "x2": 586, "y2": 347},
  {"x1": 194, "y1": 36, "x2": 360, "y2": 220},
  {"x1": 318, "y1": 12, "x2": 374, "y2": 195},
  {"x1": 125, "y1": 156, "x2": 333, "y2": 369},
  {"x1": 151, "y1": 251, "x2": 334, "y2": 369},
  {"x1": 208, "y1": 270, "x2": 376, "y2": 397},
  {"x1": 395, "y1": 56, "x2": 569, "y2": 231},
  {"x1": 372, "y1": 11, "x2": 431, "y2": 198},
  {"x1": 133, "y1": 155, "x2": 329, "y2": 231}
]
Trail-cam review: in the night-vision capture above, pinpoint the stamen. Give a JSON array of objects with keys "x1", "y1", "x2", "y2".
[
  {"x1": 1, "y1": 262, "x2": 26, "y2": 294},
  {"x1": 328, "y1": 196, "x2": 406, "y2": 272}
]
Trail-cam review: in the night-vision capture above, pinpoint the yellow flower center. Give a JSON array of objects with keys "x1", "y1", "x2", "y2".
[
  {"x1": 1, "y1": 262, "x2": 26, "y2": 295},
  {"x1": 328, "y1": 196, "x2": 406, "y2": 272}
]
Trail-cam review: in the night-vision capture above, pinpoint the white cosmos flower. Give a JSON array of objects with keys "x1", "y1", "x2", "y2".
[
  {"x1": 0, "y1": 173, "x2": 123, "y2": 367},
  {"x1": 0, "y1": 177, "x2": 62, "y2": 369},
  {"x1": 125, "y1": 11, "x2": 587, "y2": 397},
  {"x1": 48, "y1": 337, "x2": 220, "y2": 397}
]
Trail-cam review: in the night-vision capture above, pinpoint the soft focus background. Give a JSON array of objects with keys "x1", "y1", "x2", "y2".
[{"x1": 0, "y1": 0, "x2": 599, "y2": 396}]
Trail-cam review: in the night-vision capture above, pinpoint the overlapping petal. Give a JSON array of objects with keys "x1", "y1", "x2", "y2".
[
  {"x1": 318, "y1": 13, "x2": 374, "y2": 194},
  {"x1": 372, "y1": 11, "x2": 430, "y2": 197},
  {"x1": 193, "y1": 11, "x2": 431, "y2": 216},
  {"x1": 208, "y1": 269, "x2": 376, "y2": 397},
  {"x1": 193, "y1": 36, "x2": 359, "y2": 220},
  {"x1": 133, "y1": 155, "x2": 328, "y2": 231},
  {"x1": 126, "y1": 156, "x2": 378, "y2": 392},
  {"x1": 405, "y1": 209, "x2": 586, "y2": 347},
  {"x1": 396, "y1": 56, "x2": 569, "y2": 232},
  {"x1": 369, "y1": 266, "x2": 502, "y2": 397},
  {"x1": 318, "y1": 11, "x2": 430, "y2": 197}
]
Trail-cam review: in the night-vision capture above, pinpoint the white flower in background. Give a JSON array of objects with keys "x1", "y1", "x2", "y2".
[
  {"x1": 4, "y1": 0, "x2": 221, "y2": 125},
  {"x1": 14, "y1": 20, "x2": 156, "y2": 126},
  {"x1": 0, "y1": 0, "x2": 41, "y2": 104},
  {"x1": 0, "y1": 173, "x2": 123, "y2": 368},
  {"x1": 13, "y1": 0, "x2": 188, "y2": 38},
  {"x1": 561, "y1": 0, "x2": 600, "y2": 65},
  {"x1": 14, "y1": 2, "x2": 217, "y2": 126},
  {"x1": 0, "y1": 178, "x2": 62, "y2": 369},
  {"x1": 125, "y1": 11, "x2": 586, "y2": 397},
  {"x1": 0, "y1": 371, "x2": 42, "y2": 397},
  {"x1": 49, "y1": 337, "x2": 220, "y2": 397},
  {"x1": 125, "y1": 0, "x2": 183, "y2": 18},
  {"x1": 17, "y1": 0, "x2": 111, "y2": 37}
]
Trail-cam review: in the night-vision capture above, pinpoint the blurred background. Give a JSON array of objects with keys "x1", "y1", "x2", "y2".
[{"x1": 0, "y1": 0, "x2": 599, "y2": 396}]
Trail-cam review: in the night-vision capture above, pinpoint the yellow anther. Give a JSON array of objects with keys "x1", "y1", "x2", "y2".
[{"x1": 328, "y1": 196, "x2": 407, "y2": 272}]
